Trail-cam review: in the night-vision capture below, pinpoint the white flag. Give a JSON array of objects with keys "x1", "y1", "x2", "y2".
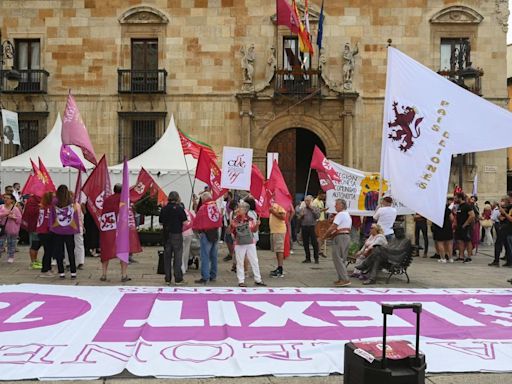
[
  {"x1": 380, "y1": 47, "x2": 512, "y2": 225},
  {"x1": 1, "y1": 109, "x2": 20, "y2": 145}
]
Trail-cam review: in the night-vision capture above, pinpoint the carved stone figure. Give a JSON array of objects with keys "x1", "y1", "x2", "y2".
[
  {"x1": 495, "y1": 0, "x2": 509, "y2": 33},
  {"x1": 265, "y1": 46, "x2": 277, "y2": 83},
  {"x1": 240, "y1": 43, "x2": 256, "y2": 84},
  {"x1": 342, "y1": 42, "x2": 358, "y2": 90}
]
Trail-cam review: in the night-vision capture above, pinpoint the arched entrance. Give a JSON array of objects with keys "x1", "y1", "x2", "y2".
[{"x1": 267, "y1": 128, "x2": 326, "y2": 201}]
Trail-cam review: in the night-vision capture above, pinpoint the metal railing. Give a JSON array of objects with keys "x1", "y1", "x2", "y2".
[
  {"x1": 118, "y1": 69, "x2": 167, "y2": 93},
  {"x1": 1, "y1": 69, "x2": 49, "y2": 93},
  {"x1": 275, "y1": 68, "x2": 321, "y2": 95}
]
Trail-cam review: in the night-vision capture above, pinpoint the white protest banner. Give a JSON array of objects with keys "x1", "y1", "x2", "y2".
[
  {"x1": 1, "y1": 284, "x2": 512, "y2": 380},
  {"x1": 325, "y1": 160, "x2": 413, "y2": 216},
  {"x1": 1, "y1": 109, "x2": 20, "y2": 145},
  {"x1": 221, "y1": 146, "x2": 253, "y2": 190}
]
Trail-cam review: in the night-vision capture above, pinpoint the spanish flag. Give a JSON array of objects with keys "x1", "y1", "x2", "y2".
[{"x1": 292, "y1": 0, "x2": 314, "y2": 55}]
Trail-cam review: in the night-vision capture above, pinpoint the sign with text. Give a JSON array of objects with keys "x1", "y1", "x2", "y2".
[
  {"x1": 1, "y1": 285, "x2": 512, "y2": 380},
  {"x1": 221, "y1": 146, "x2": 253, "y2": 190},
  {"x1": 325, "y1": 161, "x2": 413, "y2": 216}
]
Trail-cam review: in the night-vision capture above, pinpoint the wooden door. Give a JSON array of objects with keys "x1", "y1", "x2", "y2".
[{"x1": 267, "y1": 129, "x2": 296, "y2": 198}]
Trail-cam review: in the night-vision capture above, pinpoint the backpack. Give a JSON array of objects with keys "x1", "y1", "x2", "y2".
[{"x1": 236, "y1": 221, "x2": 253, "y2": 245}]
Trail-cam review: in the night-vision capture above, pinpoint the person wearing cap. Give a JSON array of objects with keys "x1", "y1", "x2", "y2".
[
  {"x1": 373, "y1": 196, "x2": 397, "y2": 241},
  {"x1": 159, "y1": 191, "x2": 188, "y2": 286}
]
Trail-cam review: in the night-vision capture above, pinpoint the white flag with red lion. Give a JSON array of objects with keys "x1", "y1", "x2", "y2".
[{"x1": 381, "y1": 47, "x2": 512, "y2": 225}]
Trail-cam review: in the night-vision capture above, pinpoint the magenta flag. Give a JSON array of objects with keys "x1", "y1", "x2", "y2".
[
  {"x1": 115, "y1": 157, "x2": 130, "y2": 264},
  {"x1": 62, "y1": 92, "x2": 98, "y2": 165},
  {"x1": 60, "y1": 144, "x2": 86, "y2": 172}
]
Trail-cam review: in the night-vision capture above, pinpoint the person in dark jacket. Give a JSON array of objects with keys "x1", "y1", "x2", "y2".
[{"x1": 159, "y1": 191, "x2": 188, "y2": 285}]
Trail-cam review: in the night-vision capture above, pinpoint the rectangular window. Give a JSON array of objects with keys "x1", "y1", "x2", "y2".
[
  {"x1": 18, "y1": 119, "x2": 40, "y2": 153},
  {"x1": 131, "y1": 120, "x2": 156, "y2": 158},
  {"x1": 440, "y1": 38, "x2": 469, "y2": 72},
  {"x1": 282, "y1": 37, "x2": 310, "y2": 71},
  {"x1": 130, "y1": 39, "x2": 158, "y2": 92},
  {"x1": 15, "y1": 39, "x2": 40, "y2": 70}
]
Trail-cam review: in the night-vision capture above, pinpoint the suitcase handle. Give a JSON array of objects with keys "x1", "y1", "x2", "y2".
[{"x1": 381, "y1": 303, "x2": 422, "y2": 369}]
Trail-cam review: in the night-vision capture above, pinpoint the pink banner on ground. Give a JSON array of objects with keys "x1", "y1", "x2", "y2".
[{"x1": 0, "y1": 285, "x2": 512, "y2": 380}]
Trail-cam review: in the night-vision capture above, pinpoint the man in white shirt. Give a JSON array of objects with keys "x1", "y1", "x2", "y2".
[
  {"x1": 321, "y1": 198, "x2": 352, "y2": 287},
  {"x1": 373, "y1": 196, "x2": 397, "y2": 241}
]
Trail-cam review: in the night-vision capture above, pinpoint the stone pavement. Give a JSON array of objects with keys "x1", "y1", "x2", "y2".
[{"x1": 1, "y1": 241, "x2": 511, "y2": 383}]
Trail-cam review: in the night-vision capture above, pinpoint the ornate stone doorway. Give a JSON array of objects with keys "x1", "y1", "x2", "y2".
[{"x1": 267, "y1": 128, "x2": 326, "y2": 201}]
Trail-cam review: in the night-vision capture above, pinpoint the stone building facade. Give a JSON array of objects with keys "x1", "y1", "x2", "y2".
[{"x1": 0, "y1": 0, "x2": 509, "y2": 199}]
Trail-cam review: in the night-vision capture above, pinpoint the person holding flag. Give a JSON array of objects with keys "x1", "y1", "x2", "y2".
[
  {"x1": 99, "y1": 183, "x2": 141, "y2": 282},
  {"x1": 192, "y1": 192, "x2": 222, "y2": 284}
]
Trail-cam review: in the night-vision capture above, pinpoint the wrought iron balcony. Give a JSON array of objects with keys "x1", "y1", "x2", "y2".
[
  {"x1": 275, "y1": 68, "x2": 321, "y2": 95},
  {"x1": 118, "y1": 69, "x2": 167, "y2": 93},
  {"x1": 1, "y1": 69, "x2": 49, "y2": 93}
]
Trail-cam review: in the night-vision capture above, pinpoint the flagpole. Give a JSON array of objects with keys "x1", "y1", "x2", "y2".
[
  {"x1": 182, "y1": 154, "x2": 196, "y2": 210},
  {"x1": 304, "y1": 167, "x2": 312, "y2": 198}
]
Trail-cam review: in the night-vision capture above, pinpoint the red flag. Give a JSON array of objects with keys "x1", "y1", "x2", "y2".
[
  {"x1": 317, "y1": 170, "x2": 335, "y2": 192},
  {"x1": 250, "y1": 164, "x2": 265, "y2": 200},
  {"x1": 178, "y1": 129, "x2": 217, "y2": 160},
  {"x1": 192, "y1": 200, "x2": 222, "y2": 231},
  {"x1": 310, "y1": 145, "x2": 341, "y2": 182},
  {"x1": 195, "y1": 149, "x2": 227, "y2": 201},
  {"x1": 82, "y1": 155, "x2": 111, "y2": 229},
  {"x1": 130, "y1": 167, "x2": 167, "y2": 206},
  {"x1": 22, "y1": 159, "x2": 55, "y2": 197},
  {"x1": 267, "y1": 160, "x2": 293, "y2": 211},
  {"x1": 38, "y1": 158, "x2": 56, "y2": 193},
  {"x1": 62, "y1": 91, "x2": 98, "y2": 165},
  {"x1": 255, "y1": 181, "x2": 271, "y2": 218},
  {"x1": 276, "y1": 0, "x2": 300, "y2": 34}
]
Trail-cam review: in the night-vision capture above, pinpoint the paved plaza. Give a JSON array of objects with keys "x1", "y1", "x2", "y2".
[{"x1": 1, "y1": 241, "x2": 511, "y2": 383}]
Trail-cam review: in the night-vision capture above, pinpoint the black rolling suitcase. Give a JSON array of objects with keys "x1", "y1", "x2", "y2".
[{"x1": 344, "y1": 303, "x2": 426, "y2": 384}]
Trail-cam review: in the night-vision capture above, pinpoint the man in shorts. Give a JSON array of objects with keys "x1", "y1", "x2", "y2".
[{"x1": 269, "y1": 202, "x2": 286, "y2": 278}]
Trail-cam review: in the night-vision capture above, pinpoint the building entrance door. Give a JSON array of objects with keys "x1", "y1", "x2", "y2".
[{"x1": 267, "y1": 128, "x2": 326, "y2": 202}]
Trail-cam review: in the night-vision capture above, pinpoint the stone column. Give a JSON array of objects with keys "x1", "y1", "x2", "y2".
[
  {"x1": 340, "y1": 95, "x2": 357, "y2": 167},
  {"x1": 237, "y1": 94, "x2": 253, "y2": 148}
]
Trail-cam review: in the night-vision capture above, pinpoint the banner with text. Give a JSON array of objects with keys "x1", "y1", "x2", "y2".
[
  {"x1": 221, "y1": 146, "x2": 253, "y2": 190},
  {"x1": 1, "y1": 285, "x2": 512, "y2": 380},
  {"x1": 325, "y1": 161, "x2": 413, "y2": 216}
]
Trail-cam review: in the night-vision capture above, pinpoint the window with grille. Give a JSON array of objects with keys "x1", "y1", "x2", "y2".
[
  {"x1": 117, "y1": 113, "x2": 165, "y2": 162},
  {"x1": 18, "y1": 120, "x2": 39, "y2": 154},
  {"x1": 132, "y1": 120, "x2": 156, "y2": 158}
]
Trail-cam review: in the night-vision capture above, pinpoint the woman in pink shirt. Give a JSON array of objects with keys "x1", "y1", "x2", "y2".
[{"x1": 0, "y1": 193, "x2": 22, "y2": 263}]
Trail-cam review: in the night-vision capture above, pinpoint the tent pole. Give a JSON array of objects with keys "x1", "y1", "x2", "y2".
[{"x1": 183, "y1": 154, "x2": 196, "y2": 210}]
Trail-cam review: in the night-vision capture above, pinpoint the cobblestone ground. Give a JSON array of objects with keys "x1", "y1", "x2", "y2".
[{"x1": 1, "y1": 241, "x2": 511, "y2": 384}]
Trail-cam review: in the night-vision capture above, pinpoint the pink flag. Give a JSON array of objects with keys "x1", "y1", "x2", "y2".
[
  {"x1": 60, "y1": 144, "x2": 86, "y2": 172},
  {"x1": 115, "y1": 158, "x2": 130, "y2": 263},
  {"x1": 62, "y1": 92, "x2": 98, "y2": 165}
]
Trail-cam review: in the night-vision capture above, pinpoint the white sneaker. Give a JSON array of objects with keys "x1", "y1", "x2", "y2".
[
  {"x1": 448, "y1": 258, "x2": 454, "y2": 263},
  {"x1": 438, "y1": 258, "x2": 447, "y2": 263},
  {"x1": 7, "y1": 257, "x2": 14, "y2": 263}
]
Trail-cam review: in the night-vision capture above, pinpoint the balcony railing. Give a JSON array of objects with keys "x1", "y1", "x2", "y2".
[
  {"x1": 1, "y1": 69, "x2": 49, "y2": 93},
  {"x1": 275, "y1": 68, "x2": 321, "y2": 95},
  {"x1": 118, "y1": 69, "x2": 167, "y2": 93}
]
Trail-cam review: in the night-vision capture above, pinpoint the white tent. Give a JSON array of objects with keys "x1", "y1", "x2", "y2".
[
  {"x1": 1, "y1": 114, "x2": 93, "y2": 189},
  {"x1": 109, "y1": 114, "x2": 201, "y2": 201}
]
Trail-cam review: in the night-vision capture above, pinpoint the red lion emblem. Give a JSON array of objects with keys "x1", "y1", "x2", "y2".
[{"x1": 387, "y1": 101, "x2": 423, "y2": 152}]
